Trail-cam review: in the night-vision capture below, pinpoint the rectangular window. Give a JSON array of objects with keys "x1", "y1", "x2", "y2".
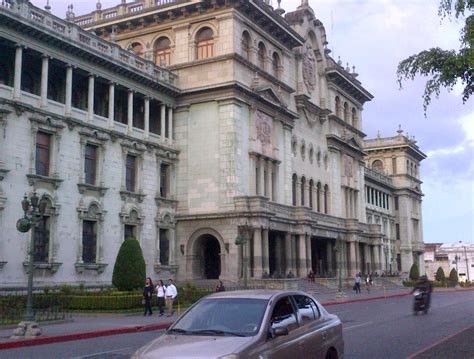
[
  {"x1": 160, "y1": 163, "x2": 170, "y2": 198},
  {"x1": 394, "y1": 196, "x2": 399, "y2": 211},
  {"x1": 159, "y1": 228, "x2": 169, "y2": 265},
  {"x1": 82, "y1": 220, "x2": 97, "y2": 263},
  {"x1": 35, "y1": 132, "x2": 51, "y2": 177},
  {"x1": 392, "y1": 158, "x2": 397, "y2": 174},
  {"x1": 395, "y1": 223, "x2": 400, "y2": 240},
  {"x1": 124, "y1": 224, "x2": 136, "y2": 241},
  {"x1": 125, "y1": 154, "x2": 137, "y2": 192},
  {"x1": 84, "y1": 144, "x2": 97, "y2": 185},
  {"x1": 33, "y1": 217, "x2": 49, "y2": 262}
]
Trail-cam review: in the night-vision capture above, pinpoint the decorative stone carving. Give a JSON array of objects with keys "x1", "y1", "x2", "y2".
[
  {"x1": 255, "y1": 111, "x2": 273, "y2": 155},
  {"x1": 344, "y1": 155, "x2": 353, "y2": 177},
  {"x1": 303, "y1": 45, "x2": 316, "y2": 92}
]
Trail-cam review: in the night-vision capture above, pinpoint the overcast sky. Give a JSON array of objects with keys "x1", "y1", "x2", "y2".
[{"x1": 31, "y1": 0, "x2": 473, "y2": 245}]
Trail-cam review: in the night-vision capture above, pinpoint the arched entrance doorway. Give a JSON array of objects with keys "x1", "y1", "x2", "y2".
[{"x1": 194, "y1": 234, "x2": 221, "y2": 279}]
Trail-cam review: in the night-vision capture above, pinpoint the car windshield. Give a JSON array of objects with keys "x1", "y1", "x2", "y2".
[{"x1": 170, "y1": 298, "x2": 268, "y2": 337}]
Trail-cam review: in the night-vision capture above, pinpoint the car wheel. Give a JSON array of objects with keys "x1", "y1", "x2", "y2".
[{"x1": 325, "y1": 348, "x2": 338, "y2": 359}]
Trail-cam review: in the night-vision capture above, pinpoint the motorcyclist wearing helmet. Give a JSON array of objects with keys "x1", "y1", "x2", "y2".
[{"x1": 411, "y1": 275, "x2": 433, "y2": 309}]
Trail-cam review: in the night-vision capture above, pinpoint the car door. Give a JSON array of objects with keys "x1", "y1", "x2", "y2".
[
  {"x1": 257, "y1": 295, "x2": 302, "y2": 359},
  {"x1": 292, "y1": 294, "x2": 326, "y2": 359}
]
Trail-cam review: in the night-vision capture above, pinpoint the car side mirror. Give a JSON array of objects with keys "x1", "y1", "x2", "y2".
[{"x1": 272, "y1": 327, "x2": 289, "y2": 337}]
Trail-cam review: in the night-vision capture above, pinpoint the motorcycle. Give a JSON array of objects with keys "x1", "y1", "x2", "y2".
[{"x1": 413, "y1": 289, "x2": 429, "y2": 315}]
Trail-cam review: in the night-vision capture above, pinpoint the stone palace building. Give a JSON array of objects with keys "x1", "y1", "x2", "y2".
[{"x1": 0, "y1": 0, "x2": 426, "y2": 287}]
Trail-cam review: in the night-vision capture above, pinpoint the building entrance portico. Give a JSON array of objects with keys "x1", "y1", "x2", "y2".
[
  {"x1": 311, "y1": 237, "x2": 336, "y2": 277},
  {"x1": 190, "y1": 232, "x2": 222, "y2": 280}
]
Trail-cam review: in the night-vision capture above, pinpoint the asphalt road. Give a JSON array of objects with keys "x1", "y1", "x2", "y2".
[{"x1": 1, "y1": 290, "x2": 472, "y2": 358}]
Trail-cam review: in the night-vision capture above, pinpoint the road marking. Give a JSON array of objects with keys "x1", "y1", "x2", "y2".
[
  {"x1": 407, "y1": 325, "x2": 474, "y2": 359},
  {"x1": 343, "y1": 322, "x2": 373, "y2": 331},
  {"x1": 72, "y1": 347, "x2": 132, "y2": 358}
]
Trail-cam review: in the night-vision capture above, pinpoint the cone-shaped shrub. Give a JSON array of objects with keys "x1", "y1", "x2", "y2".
[
  {"x1": 409, "y1": 262, "x2": 420, "y2": 281},
  {"x1": 112, "y1": 237, "x2": 146, "y2": 291},
  {"x1": 449, "y1": 268, "x2": 459, "y2": 284},
  {"x1": 435, "y1": 267, "x2": 445, "y2": 282}
]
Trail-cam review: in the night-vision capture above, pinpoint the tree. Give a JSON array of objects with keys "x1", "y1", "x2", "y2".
[
  {"x1": 409, "y1": 262, "x2": 420, "y2": 281},
  {"x1": 435, "y1": 266, "x2": 446, "y2": 282},
  {"x1": 112, "y1": 237, "x2": 146, "y2": 291},
  {"x1": 449, "y1": 268, "x2": 459, "y2": 284},
  {"x1": 397, "y1": 0, "x2": 473, "y2": 113}
]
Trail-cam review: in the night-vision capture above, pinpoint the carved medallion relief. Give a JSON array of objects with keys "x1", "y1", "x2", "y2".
[
  {"x1": 303, "y1": 45, "x2": 316, "y2": 93},
  {"x1": 254, "y1": 110, "x2": 273, "y2": 156}
]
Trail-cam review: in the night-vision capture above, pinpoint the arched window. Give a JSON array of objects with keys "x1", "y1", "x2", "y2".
[
  {"x1": 241, "y1": 31, "x2": 251, "y2": 61},
  {"x1": 372, "y1": 159, "x2": 384, "y2": 172},
  {"x1": 292, "y1": 174, "x2": 297, "y2": 206},
  {"x1": 272, "y1": 52, "x2": 280, "y2": 78},
  {"x1": 129, "y1": 42, "x2": 144, "y2": 57},
  {"x1": 258, "y1": 42, "x2": 266, "y2": 69},
  {"x1": 335, "y1": 96, "x2": 341, "y2": 117},
  {"x1": 196, "y1": 27, "x2": 214, "y2": 60},
  {"x1": 316, "y1": 182, "x2": 322, "y2": 212},
  {"x1": 309, "y1": 179, "x2": 314, "y2": 209},
  {"x1": 324, "y1": 185, "x2": 329, "y2": 214},
  {"x1": 351, "y1": 107, "x2": 358, "y2": 128},
  {"x1": 309, "y1": 146, "x2": 314, "y2": 163},
  {"x1": 154, "y1": 37, "x2": 171, "y2": 66},
  {"x1": 301, "y1": 176, "x2": 306, "y2": 206},
  {"x1": 344, "y1": 102, "x2": 349, "y2": 122}
]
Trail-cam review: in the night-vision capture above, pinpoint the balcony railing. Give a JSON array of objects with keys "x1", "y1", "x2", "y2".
[{"x1": 0, "y1": 1, "x2": 178, "y2": 88}]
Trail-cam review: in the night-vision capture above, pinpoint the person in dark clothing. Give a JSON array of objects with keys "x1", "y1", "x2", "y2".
[
  {"x1": 411, "y1": 275, "x2": 433, "y2": 309},
  {"x1": 215, "y1": 280, "x2": 225, "y2": 292},
  {"x1": 143, "y1": 277, "x2": 154, "y2": 316}
]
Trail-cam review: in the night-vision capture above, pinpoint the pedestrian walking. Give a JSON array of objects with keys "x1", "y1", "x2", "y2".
[
  {"x1": 156, "y1": 279, "x2": 166, "y2": 316},
  {"x1": 354, "y1": 273, "x2": 361, "y2": 293},
  {"x1": 365, "y1": 274, "x2": 371, "y2": 293},
  {"x1": 165, "y1": 278, "x2": 178, "y2": 317},
  {"x1": 143, "y1": 277, "x2": 154, "y2": 316}
]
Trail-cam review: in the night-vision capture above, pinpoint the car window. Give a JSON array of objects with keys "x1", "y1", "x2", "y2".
[
  {"x1": 171, "y1": 298, "x2": 268, "y2": 336},
  {"x1": 270, "y1": 296, "x2": 298, "y2": 332},
  {"x1": 293, "y1": 295, "x2": 320, "y2": 324}
]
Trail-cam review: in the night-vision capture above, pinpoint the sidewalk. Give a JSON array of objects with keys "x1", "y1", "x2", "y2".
[{"x1": 2, "y1": 286, "x2": 469, "y2": 350}]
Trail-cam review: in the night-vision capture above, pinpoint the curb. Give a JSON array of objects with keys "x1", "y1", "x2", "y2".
[
  {"x1": 321, "y1": 292, "x2": 410, "y2": 306},
  {"x1": 0, "y1": 322, "x2": 172, "y2": 350}
]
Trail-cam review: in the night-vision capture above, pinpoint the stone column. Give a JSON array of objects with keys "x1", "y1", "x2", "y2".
[
  {"x1": 65, "y1": 65, "x2": 73, "y2": 116},
  {"x1": 266, "y1": 160, "x2": 272, "y2": 200},
  {"x1": 373, "y1": 244, "x2": 380, "y2": 272},
  {"x1": 168, "y1": 106, "x2": 173, "y2": 143},
  {"x1": 285, "y1": 232, "x2": 292, "y2": 275},
  {"x1": 304, "y1": 184, "x2": 310, "y2": 207},
  {"x1": 144, "y1": 97, "x2": 150, "y2": 139},
  {"x1": 305, "y1": 234, "x2": 312, "y2": 273},
  {"x1": 87, "y1": 74, "x2": 95, "y2": 122},
  {"x1": 249, "y1": 155, "x2": 256, "y2": 195},
  {"x1": 298, "y1": 234, "x2": 307, "y2": 277},
  {"x1": 253, "y1": 227, "x2": 262, "y2": 278},
  {"x1": 156, "y1": 227, "x2": 161, "y2": 265},
  {"x1": 365, "y1": 245, "x2": 371, "y2": 273},
  {"x1": 349, "y1": 241, "x2": 357, "y2": 277},
  {"x1": 272, "y1": 162, "x2": 278, "y2": 202},
  {"x1": 296, "y1": 179, "x2": 301, "y2": 206},
  {"x1": 127, "y1": 90, "x2": 133, "y2": 134},
  {"x1": 262, "y1": 228, "x2": 270, "y2": 275},
  {"x1": 275, "y1": 234, "x2": 282, "y2": 274},
  {"x1": 326, "y1": 241, "x2": 333, "y2": 275},
  {"x1": 160, "y1": 104, "x2": 166, "y2": 140},
  {"x1": 169, "y1": 228, "x2": 176, "y2": 266},
  {"x1": 40, "y1": 55, "x2": 49, "y2": 107},
  {"x1": 13, "y1": 45, "x2": 23, "y2": 100},
  {"x1": 258, "y1": 157, "x2": 265, "y2": 196},
  {"x1": 108, "y1": 82, "x2": 115, "y2": 129}
]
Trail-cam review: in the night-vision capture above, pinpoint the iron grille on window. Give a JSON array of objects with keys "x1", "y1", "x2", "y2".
[
  {"x1": 82, "y1": 220, "x2": 97, "y2": 263},
  {"x1": 124, "y1": 224, "x2": 135, "y2": 240},
  {"x1": 35, "y1": 132, "x2": 51, "y2": 176},
  {"x1": 33, "y1": 217, "x2": 49, "y2": 262},
  {"x1": 85, "y1": 144, "x2": 97, "y2": 185},
  {"x1": 125, "y1": 154, "x2": 137, "y2": 192}
]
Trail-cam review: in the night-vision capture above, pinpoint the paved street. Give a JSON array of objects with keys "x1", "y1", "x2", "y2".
[{"x1": 0, "y1": 290, "x2": 472, "y2": 358}]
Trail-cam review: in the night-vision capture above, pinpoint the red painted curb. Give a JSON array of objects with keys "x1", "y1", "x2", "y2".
[
  {"x1": 321, "y1": 292, "x2": 410, "y2": 306},
  {"x1": 0, "y1": 322, "x2": 172, "y2": 350}
]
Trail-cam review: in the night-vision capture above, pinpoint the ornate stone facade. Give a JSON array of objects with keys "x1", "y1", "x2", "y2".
[{"x1": 0, "y1": 0, "x2": 425, "y2": 288}]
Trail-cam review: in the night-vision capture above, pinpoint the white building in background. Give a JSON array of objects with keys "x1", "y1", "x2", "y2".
[
  {"x1": 432, "y1": 243, "x2": 474, "y2": 283},
  {"x1": 0, "y1": 0, "x2": 426, "y2": 288}
]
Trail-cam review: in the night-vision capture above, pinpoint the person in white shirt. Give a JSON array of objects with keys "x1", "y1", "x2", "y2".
[
  {"x1": 156, "y1": 280, "x2": 166, "y2": 316},
  {"x1": 165, "y1": 278, "x2": 178, "y2": 317}
]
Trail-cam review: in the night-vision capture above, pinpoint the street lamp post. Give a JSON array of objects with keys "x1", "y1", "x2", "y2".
[
  {"x1": 463, "y1": 245, "x2": 470, "y2": 283},
  {"x1": 454, "y1": 254, "x2": 460, "y2": 275},
  {"x1": 335, "y1": 238, "x2": 346, "y2": 300},
  {"x1": 235, "y1": 225, "x2": 254, "y2": 289},
  {"x1": 12, "y1": 192, "x2": 47, "y2": 338}
]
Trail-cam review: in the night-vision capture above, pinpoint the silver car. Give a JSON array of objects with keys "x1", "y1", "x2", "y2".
[{"x1": 133, "y1": 290, "x2": 343, "y2": 359}]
